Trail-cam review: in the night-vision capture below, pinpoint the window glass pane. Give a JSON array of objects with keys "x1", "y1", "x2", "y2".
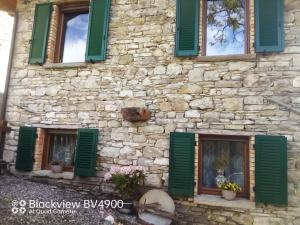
[
  {"x1": 202, "y1": 140, "x2": 245, "y2": 190},
  {"x1": 62, "y1": 13, "x2": 89, "y2": 63},
  {"x1": 49, "y1": 134, "x2": 77, "y2": 166},
  {"x1": 206, "y1": 0, "x2": 245, "y2": 56}
]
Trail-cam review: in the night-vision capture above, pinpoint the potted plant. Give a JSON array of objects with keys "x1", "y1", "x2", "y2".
[
  {"x1": 218, "y1": 181, "x2": 241, "y2": 200},
  {"x1": 104, "y1": 166, "x2": 145, "y2": 214},
  {"x1": 51, "y1": 160, "x2": 63, "y2": 173}
]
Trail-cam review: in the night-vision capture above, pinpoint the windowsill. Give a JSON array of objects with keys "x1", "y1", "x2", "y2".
[
  {"x1": 197, "y1": 54, "x2": 257, "y2": 62},
  {"x1": 43, "y1": 62, "x2": 87, "y2": 69},
  {"x1": 32, "y1": 170, "x2": 74, "y2": 180},
  {"x1": 194, "y1": 195, "x2": 255, "y2": 210}
]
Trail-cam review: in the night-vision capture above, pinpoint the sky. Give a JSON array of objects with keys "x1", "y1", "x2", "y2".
[
  {"x1": 0, "y1": 11, "x2": 14, "y2": 93},
  {"x1": 206, "y1": 0, "x2": 245, "y2": 56},
  {"x1": 62, "y1": 13, "x2": 89, "y2": 63}
]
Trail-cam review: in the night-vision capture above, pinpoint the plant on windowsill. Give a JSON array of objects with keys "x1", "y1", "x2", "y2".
[
  {"x1": 50, "y1": 160, "x2": 64, "y2": 173},
  {"x1": 104, "y1": 166, "x2": 145, "y2": 214},
  {"x1": 218, "y1": 181, "x2": 241, "y2": 201}
]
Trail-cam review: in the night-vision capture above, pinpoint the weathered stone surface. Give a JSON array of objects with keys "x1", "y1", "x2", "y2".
[
  {"x1": 138, "y1": 158, "x2": 154, "y2": 166},
  {"x1": 123, "y1": 98, "x2": 145, "y2": 108},
  {"x1": 155, "y1": 139, "x2": 169, "y2": 149},
  {"x1": 159, "y1": 102, "x2": 172, "y2": 111},
  {"x1": 133, "y1": 135, "x2": 146, "y2": 143},
  {"x1": 228, "y1": 62, "x2": 256, "y2": 71},
  {"x1": 154, "y1": 158, "x2": 168, "y2": 165},
  {"x1": 185, "y1": 110, "x2": 200, "y2": 118},
  {"x1": 101, "y1": 147, "x2": 120, "y2": 158},
  {"x1": 253, "y1": 217, "x2": 284, "y2": 225},
  {"x1": 46, "y1": 85, "x2": 61, "y2": 96},
  {"x1": 120, "y1": 146, "x2": 136, "y2": 156},
  {"x1": 171, "y1": 100, "x2": 189, "y2": 111},
  {"x1": 143, "y1": 147, "x2": 164, "y2": 158},
  {"x1": 141, "y1": 125, "x2": 164, "y2": 134},
  {"x1": 244, "y1": 96, "x2": 264, "y2": 105},
  {"x1": 111, "y1": 127, "x2": 128, "y2": 141},
  {"x1": 215, "y1": 81, "x2": 242, "y2": 88},
  {"x1": 119, "y1": 54, "x2": 133, "y2": 65},
  {"x1": 190, "y1": 97, "x2": 214, "y2": 109},
  {"x1": 204, "y1": 71, "x2": 220, "y2": 81},
  {"x1": 203, "y1": 112, "x2": 220, "y2": 122},
  {"x1": 223, "y1": 98, "x2": 244, "y2": 111},
  {"x1": 244, "y1": 74, "x2": 260, "y2": 87},
  {"x1": 120, "y1": 90, "x2": 133, "y2": 97},
  {"x1": 145, "y1": 174, "x2": 162, "y2": 187},
  {"x1": 188, "y1": 68, "x2": 204, "y2": 81},
  {"x1": 293, "y1": 76, "x2": 300, "y2": 87},
  {"x1": 167, "y1": 63, "x2": 182, "y2": 75},
  {"x1": 179, "y1": 84, "x2": 203, "y2": 94},
  {"x1": 83, "y1": 76, "x2": 98, "y2": 89},
  {"x1": 153, "y1": 65, "x2": 166, "y2": 75}
]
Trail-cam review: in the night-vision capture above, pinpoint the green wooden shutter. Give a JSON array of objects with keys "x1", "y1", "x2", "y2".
[
  {"x1": 255, "y1": 135, "x2": 287, "y2": 205},
  {"x1": 254, "y1": 0, "x2": 284, "y2": 52},
  {"x1": 28, "y1": 3, "x2": 52, "y2": 64},
  {"x1": 85, "y1": 0, "x2": 111, "y2": 62},
  {"x1": 168, "y1": 132, "x2": 195, "y2": 197},
  {"x1": 75, "y1": 129, "x2": 98, "y2": 177},
  {"x1": 15, "y1": 127, "x2": 37, "y2": 171},
  {"x1": 175, "y1": 0, "x2": 200, "y2": 57}
]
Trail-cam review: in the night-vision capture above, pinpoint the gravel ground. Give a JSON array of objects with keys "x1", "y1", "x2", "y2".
[{"x1": 0, "y1": 175, "x2": 138, "y2": 225}]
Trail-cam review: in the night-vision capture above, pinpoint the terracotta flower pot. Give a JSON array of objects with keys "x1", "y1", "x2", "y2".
[
  {"x1": 222, "y1": 190, "x2": 237, "y2": 200},
  {"x1": 51, "y1": 165, "x2": 63, "y2": 173}
]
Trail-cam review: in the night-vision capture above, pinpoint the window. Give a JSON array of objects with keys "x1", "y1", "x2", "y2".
[
  {"x1": 42, "y1": 129, "x2": 77, "y2": 171},
  {"x1": 54, "y1": 3, "x2": 89, "y2": 63},
  {"x1": 198, "y1": 135, "x2": 249, "y2": 198},
  {"x1": 202, "y1": 0, "x2": 249, "y2": 56}
]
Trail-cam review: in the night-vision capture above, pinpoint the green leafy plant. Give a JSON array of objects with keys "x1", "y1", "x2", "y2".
[
  {"x1": 104, "y1": 166, "x2": 145, "y2": 200},
  {"x1": 218, "y1": 181, "x2": 241, "y2": 192}
]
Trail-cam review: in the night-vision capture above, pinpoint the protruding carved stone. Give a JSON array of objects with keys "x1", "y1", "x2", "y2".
[{"x1": 121, "y1": 107, "x2": 151, "y2": 122}]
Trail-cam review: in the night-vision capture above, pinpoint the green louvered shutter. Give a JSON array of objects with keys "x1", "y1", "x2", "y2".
[
  {"x1": 28, "y1": 3, "x2": 52, "y2": 64},
  {"x1": 254, "y1": 0, "x2": 284, "y2": 52},
  {"x1": 85, "y1": 0, "x2": 111, "y2": 62},
  {"x1": 255, "y1": 135, "x2": 287, "y2": 205},
  {"x1": 15, "y1": 127, "x2": 37, "y2": 171},
  {"x1": 168, "y1": 132, "x2": 195, "y2": 197},
  {"x1": 75, "y1": 129, "x2": 98, "y2": 177},
  {"x1": 175, "y1": 0, "x2": 200, "y2": 57}
]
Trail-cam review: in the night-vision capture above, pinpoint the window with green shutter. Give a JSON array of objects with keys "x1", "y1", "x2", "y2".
[
  {"x1": 255, "y1": 135, "x2": 287, "y2": 205},
  {"x1": 75, "y1": 129, "x2": 98, "y2": 177},
  {"x1": 175, "y1": 0, "x2": 200, "y2": 57},
  {"x1": 15, "y1": 127, "x2": 37, "y2": 172},
  {"x1": 28, "y1": 3, "x2": 52, "y2": 64},
  {"x1": 254, "y1": 0, "x2": 284, "y2": 52},
  {"x1": 86, "y1": 0, "x2": 111, "y2": 62},
  {"x1": 168, "y1": 132, "x2": 195, "y2": 197}
]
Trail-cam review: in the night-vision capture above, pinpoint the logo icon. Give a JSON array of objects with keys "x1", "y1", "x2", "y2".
[{"x1": 11, "y1": 200, "x2": 26, "y2": 215}]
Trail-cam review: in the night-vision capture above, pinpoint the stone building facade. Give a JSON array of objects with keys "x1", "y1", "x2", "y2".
[{"x1": 2, "y1": 0, "x2": 300, "y2": 224}]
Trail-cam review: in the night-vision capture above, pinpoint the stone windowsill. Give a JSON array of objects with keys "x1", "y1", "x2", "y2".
[
  {"x1": 32, "y1": 170, "x2": 74, "y2": 180},
  {"x1": 43, "y1": 62, "x2": 88, "y2": 69},
  {"x1": 194, "y1": 195, "x2": 256, "y2": 210},
  {"x1": 197, "y1": 54, "x2": 257, "y2": 62}
]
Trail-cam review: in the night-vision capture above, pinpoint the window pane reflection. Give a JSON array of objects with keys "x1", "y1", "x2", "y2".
[
  {"x1": 202, "y1": 140, "x2": 245, "y2": 190},
  {"x1": 62, "y1": 13, "x2": 89, "y2": 63},
  {"x1": 48, "y1": 134, "x2": 77, "y2": 166},
  {"x1": 206, "y1": 0, "x2": 245, "y2": 56}
]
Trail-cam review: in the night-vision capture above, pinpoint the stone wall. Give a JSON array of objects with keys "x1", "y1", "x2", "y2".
[
  {"x1": 2, "y1": 0, "x2": 300, "y2": 223},
  {"x1": 175, "y1": 201, "x2": 300, "y2": 225}
]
